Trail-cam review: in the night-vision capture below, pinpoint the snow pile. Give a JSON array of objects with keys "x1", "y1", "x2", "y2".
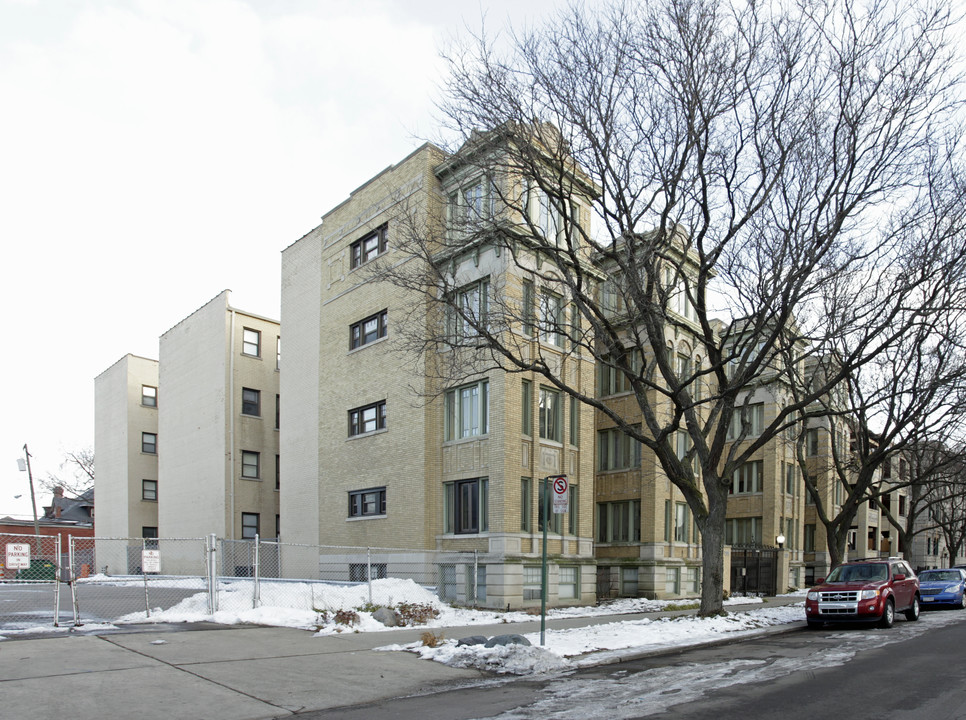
[{"x1": 384, "y1": 602, "x2": 804, "y2": 674}]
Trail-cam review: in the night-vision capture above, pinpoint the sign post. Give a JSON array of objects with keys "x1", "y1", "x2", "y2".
[{"x1": 540, "y1": 475, "x2": 568, "y2": 646}]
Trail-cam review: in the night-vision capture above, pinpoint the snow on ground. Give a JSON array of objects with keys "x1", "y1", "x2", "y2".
[{"x1": 2, "y1": 575, "x2": 805, "y2": 676}]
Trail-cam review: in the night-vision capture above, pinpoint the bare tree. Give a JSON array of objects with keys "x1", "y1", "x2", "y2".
[
  {"x1": 41, "y1": 447, "x2": 94, "y2": 496},
  {"x1": 380, "y1": 0, "x2": 966, "y2": 614}
]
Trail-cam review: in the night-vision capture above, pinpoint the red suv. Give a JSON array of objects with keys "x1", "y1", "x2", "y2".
[{"x1": 805, "y1": 558, "x2": 920, "y2": 629}]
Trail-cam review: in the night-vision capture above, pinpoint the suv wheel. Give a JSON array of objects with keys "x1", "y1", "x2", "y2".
[
  {"x1": 959, "y1": 592, "x2": 966, "y2": 610},
  {"x1": 879, "y1": 599, "x2": 895, "y2": 629},
  {"x1": 904, "y1": 595, "x2": 920, "y2": 622}
]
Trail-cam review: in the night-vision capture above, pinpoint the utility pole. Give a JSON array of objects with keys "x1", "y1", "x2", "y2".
[{"x1": 21, "y1": 444, "x2": 41, "y2": 537}]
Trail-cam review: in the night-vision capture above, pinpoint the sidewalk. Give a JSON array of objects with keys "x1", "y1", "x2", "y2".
[{"x1": 1, "y1": 596, "x2": 804, "y2": 720}]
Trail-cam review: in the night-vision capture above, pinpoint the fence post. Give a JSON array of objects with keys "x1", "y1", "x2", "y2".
[
  {"x1": 367, "y1": 547, "x2": 373, "y2": 606},
  {"x1": 207, "y1": 533, "x2": 219, "y2": 614},
  {"x1": 53, "y1": 535, "x2": 62, "y2": 627},
  {"x1": 69, "y1": 535, "x2": 81, "y2": 626},
  {"x1": 253, "y1": 535, "x2": 261, "y2": 609},
  {"x1": 473, "y1": 550, "x2": 478, "y2": 605},
  {"x1": 142, "y1": 538, "x2": 151, "y2": 618}
]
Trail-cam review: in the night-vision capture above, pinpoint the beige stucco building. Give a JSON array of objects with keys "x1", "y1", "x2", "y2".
[{"x1": 94, "y1": 354, "x2": 160, "y2": 542}]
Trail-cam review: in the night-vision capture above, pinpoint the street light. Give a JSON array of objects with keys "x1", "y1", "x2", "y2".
[
  {"x1": 16, "y1": 444, "x2": 41, "y2": 537},
  {"x1": 776, "y1": 533, "x2": 786, "y2": 550}
]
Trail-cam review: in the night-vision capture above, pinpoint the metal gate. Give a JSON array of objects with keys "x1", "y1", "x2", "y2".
[{"x1": 730, "y1": 546, "x2": 779, "y2": 596}]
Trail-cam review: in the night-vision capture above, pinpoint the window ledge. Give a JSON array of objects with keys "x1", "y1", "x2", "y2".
[
  {"x1": 442, "y1": 434, "x2": 489, "y2": 447},
  {"x1": 346, "y1": 514, "x2": 387, "y2": 522},
  {"x1": 348, "y1": 336, "x2": 388, "y2": 355},
  {"x1": 347, "y1": 428, "x2": 389, "y2": 441},
  {"x1": 241, "y1": 477, "x2": 262, "y2": 482}
]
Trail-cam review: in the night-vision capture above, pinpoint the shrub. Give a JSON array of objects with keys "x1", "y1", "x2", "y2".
[
  {"x1": 396, "y1": 602, "x2": 440, "y2": 626},
  {"x1": 421, "y1": 631, "x2": 444, "y2": 647},
  {"x1": 334, "y1": 609, "x2": 360, "y2": 626}
]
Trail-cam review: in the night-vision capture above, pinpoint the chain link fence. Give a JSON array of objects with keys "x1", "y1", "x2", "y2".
[{"x1": 1, "y1": 533, "x2": 481, "y2": 630}]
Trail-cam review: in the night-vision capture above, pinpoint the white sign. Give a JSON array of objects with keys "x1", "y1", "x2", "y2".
[
  {"x1": 551, "y1": 476, "x2": 569, "y2": 514},
  {"x1": 6, "y1": 543, "x2": 30, "y2": 569},
  {"x1": 141, "y1": 549, "x2": 161, "y2": 574}
]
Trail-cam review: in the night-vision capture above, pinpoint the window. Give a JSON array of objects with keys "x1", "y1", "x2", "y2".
[
  {"x1": 276, "y1": 336, "x2": 281, "y2": 370},
  {"x1": 674, "y1": 502, "x2": 690, "y2": 543},
  {"x1": 448, "y1": 279, "x2": 489, "y2": 340},
  {"x1": 242, "y1": 387, "x2": 260, "y2": 416},
  {"x1": 523, "y1": 565, "x2": 542, "y2": 601},
  {"x1": 666, "y1": 567, "x2": 680, "y2": 595},
  {"x1": 241, "y1": 512, "x2": 260, "y2": 539},
  {"x1": 806, "y1": 428, "x2": 820, "y2": 456},
  {"x1": 899, "y1": 495, "x2": 907, "y2": 516},
  {"x1": 350, "y1": 224, "x2": 388, "y2": 269},
  {"x1": 685, "y1": 567, "x2": 700, "y2": 594},
  {"x1": 275, "y1": 394, "x2": 280, "y2": 430},
  {"x1": 348, "y1": 487, "x2": 386, "y2": 518},
  {"x1": 538, "y1": 478, "x2": 563, "y2": 534},
  {"x1": 539, "y1": 387, "x2": 562, "y2": 442},
  {"x1": 243, "y1": 328, "x2": 261, "y2": 357},
  {"x1": 596, "y1": 500, "x2": 641, "y2": 543},
  {"x1": 725, "y1": 517, "x2": 762, "y2": 545},
  {"x1": 568, "y1": 485, "x2": 579, "y2": 535},
  {"x1": 350, "y1": 310, "x2": 388, "y2": 349},
  {"x1": 444, "y1": 380, "x2": 489, "y2": 441},
  {"x1": 443, "y1": 477, "x2": 488, "y2": 534},
  {"x1": 521, "y1": 380, "x2": 532, "y2": 436},
  {"x1": 559, "y1": 566, "x2": 579, "y2": 600},
  {"x1": 597, "y1": 427, "x2": 642, "y2": 471},
  {"x1": 241, "y1": 451, "x2": 260, "y2": 479},
  {"x1": 141, "y1": 432, "x2": 157, "y2": 454},
  {"x1": 141, "y1": 480, "x2": 157, "y2": 501},
  {"x1": 522, "y1": 280, "x2": 536, "y2": 336},
  {"x1": 141, "y1": 385, "x2": 157, "y2": 407},
  {"x1": 621, "y1": 567, "x2": 639, "y2": 597},
  {"x1": 349, "y1": 401, "x2": 387, "y2": 436},
  {"x1": 597, "y1": 350, "x2": 641, "y2": 396},
  {"x1": 729, "y1": 461, "x2": 763, "y2": 495},
  {"x1": 276, "y1": 514, "x2": 280, "y2": 539},
  {"x1": 521, "y1": 477, "x2": 532, "y2": 531},
  {"x1": 275, "y1": 455, "x2": 280, "y2": 490},
  {"x1": 785, "y1": 462, "x2": 797, "y2": 495},
  {"x1": 142, "y1": 526, "x2": 159, "y2": 549},
  {"x1": 729, "y1": 403, "x2": 764, "y2": 439},
  {"x1": 539, "y1": 291, "x2": 564, "y2": 346},
  {"x1": 569, "y1": 395, "x2": 580, "y2": 447}
]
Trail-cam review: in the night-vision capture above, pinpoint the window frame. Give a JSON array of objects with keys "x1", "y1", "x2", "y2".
[
  {"x1": 241, "y1": 450, "x2": 260, "y2": 479},
  {"x1": 348, "y1": 400, "x2": 387, "y2": 437},
  {"x1": 729, "y1": 460, "x2": 764, "y2": 495},
  {"x1": 443, "y1": 477, "x2": 489, "y2": 534},
  {"x1": 597, "y1": 427, "x2": 642, "y2": 472},
  {"x1": 444, "y1": 380, "x2": 489, "y2": 441},
  {"x1": 141, "y1": 385, "x2": 157, "y2": 407},
  {"x1": 241, "y1": 512, "x2": 260, "y2": 540},
  {"x1": 241, "y1": 387, "x2": 261, "y2": 417},
  {"x1": 242, "y1": 328, "x2": 261, "y2": 357},
  {"x1": 539, "y1": 386, "x2": 563, "y2": 442},
  {"x1": 349, "y1": 224, "x2": 388, "y2": 269},
  {"x1": 348, "y1": 487, "x2": 387, "y2": 518},
  {"x1": 350, "y1": 310, "x2": 388, "y2": 350},
  {"x1": 141, "y1": 479, "x2": 157, "y2": 501},
  {"x1": 141, "y1": 432, "x2": 157, "y2": 455}
]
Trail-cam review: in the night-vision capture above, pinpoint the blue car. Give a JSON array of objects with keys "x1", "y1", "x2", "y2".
[{"x1": 918, "y1": 568, "x2": 966, "y2": 609}]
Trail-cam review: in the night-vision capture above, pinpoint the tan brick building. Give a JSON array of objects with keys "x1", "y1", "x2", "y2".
[{"x1": 280, "y1": 141, "x2": 598, "y2": 608}]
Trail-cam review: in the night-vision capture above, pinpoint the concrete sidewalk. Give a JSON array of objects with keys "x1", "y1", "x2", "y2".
[{"x1": 1, "y1": 597, "x2": 804, "y2": 720}]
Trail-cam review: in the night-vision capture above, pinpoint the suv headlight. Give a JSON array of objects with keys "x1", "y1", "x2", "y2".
[
  {"x1": 807, "y1": 591, "x2": 820, "y2": 601},
  {"x1": 860, "y1": 589, "x2": 880, "y2": 600},
  {"x1": 946, "y1": 585, "x2": 961, "y2": 593}
]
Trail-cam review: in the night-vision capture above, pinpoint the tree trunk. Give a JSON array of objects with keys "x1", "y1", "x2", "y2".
[{"x1": 698, "y1": 486, "x2": 729, "y2": 615}]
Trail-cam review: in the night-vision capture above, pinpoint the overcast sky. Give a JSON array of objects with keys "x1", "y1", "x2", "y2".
[{"x1": 0, "y1": 0, "x2": 587, "y2": 520}]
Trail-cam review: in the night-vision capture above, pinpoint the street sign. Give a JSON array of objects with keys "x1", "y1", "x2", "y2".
[
  {"x1": 551, "y1": 475, "x2": 569, "y2": 514},
  {"x1": 141, "y1": 549, "x2": 161, "y2": 574},
  {"x1": 6, "y1": 543, "x2": 30, "y2": 569}
]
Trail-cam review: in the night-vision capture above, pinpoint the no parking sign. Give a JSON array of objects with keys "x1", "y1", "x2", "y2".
[{"x1": 551, "y1": 476, "x2": 569, "y2": 514}]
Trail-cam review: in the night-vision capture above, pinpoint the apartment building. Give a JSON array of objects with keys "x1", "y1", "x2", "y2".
[
  {"x1": 94, "y1": 354, "x2": 159, "y2": 541},
  {"x1": 95, "y1": 292, "x2": 281, "y2": 571},
  {"x1": 281, "y1": 140, "x2": 598, "y2": 609},
  {"x1": 157, "y1": 291, "x2": 280, "y2": 542}
]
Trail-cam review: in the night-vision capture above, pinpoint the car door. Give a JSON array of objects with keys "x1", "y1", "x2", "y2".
[{"x1": 891, "y1": 561, "x2": 914, "y2": 609}]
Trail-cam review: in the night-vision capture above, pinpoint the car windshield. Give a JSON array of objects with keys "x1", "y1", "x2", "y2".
[
  {"x1": 826, "y1": 564, "x2": 888, "y2": 583},
  {"x1": 920, "y1": 570, "x2": 961, "y2": 583}
]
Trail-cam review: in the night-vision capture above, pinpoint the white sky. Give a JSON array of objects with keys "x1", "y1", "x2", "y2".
[{"x1": 0, "y1": 0, "x2": 585, "y2": 519}]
